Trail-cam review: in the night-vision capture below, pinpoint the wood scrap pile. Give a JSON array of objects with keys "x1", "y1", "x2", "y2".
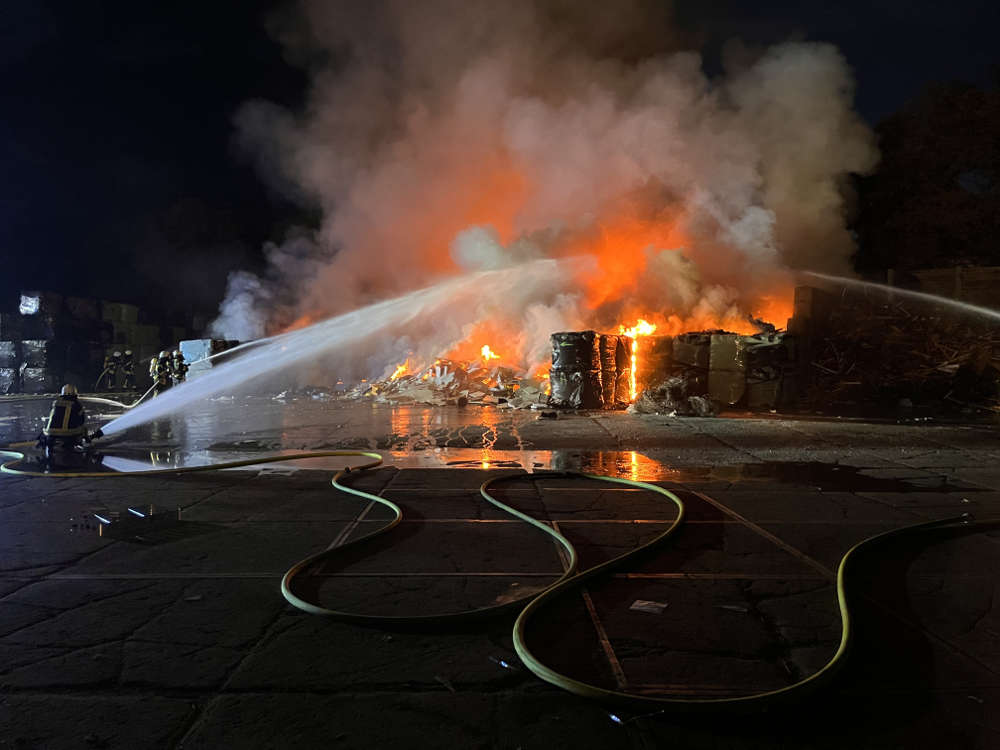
[{"x1": 807, "y1": 291, "x2": 1000, "y2": 411}]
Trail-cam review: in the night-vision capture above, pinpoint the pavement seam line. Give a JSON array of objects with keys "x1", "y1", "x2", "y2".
[
  {"x1": 687, "y1": 489, "x2": 837, "y2": 580},
  {"x1": 550, "y1": 519, "x2": 630, "y2": 692}
]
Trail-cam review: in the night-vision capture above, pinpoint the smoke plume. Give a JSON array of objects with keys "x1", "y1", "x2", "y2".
[{"x1": 212, "y1": 0, "x2": 877, "y2": 373}]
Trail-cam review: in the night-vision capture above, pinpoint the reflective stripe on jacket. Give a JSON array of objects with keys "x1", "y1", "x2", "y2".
[{"x1": 44, "y1": 397, "x2": 86, "y2": 438}]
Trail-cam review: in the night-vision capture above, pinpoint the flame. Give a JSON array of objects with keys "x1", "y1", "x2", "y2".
[
  {"x1": 619, "y1": 318, "x2": 658, "y2": 402},
  {"x1": 389, "y1": 361, "x2": 410, "y2": 381},
  {"x1": 618, "y1": 319, "x2": 657, "y2": 339},
  {"x1": 281, "y1": 314, "x2": 316, "y2": 334},
  {"x1": 481, "y1": 344, "x2": 500, "y2": 363}
]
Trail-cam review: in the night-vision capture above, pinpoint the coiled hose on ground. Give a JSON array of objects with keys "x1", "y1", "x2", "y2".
[{"x1": 0, "y1": 445, "x2": 974, "y2": 711}]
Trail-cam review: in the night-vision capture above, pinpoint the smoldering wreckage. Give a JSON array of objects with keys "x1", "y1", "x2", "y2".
[
  {"x1": 354, "y1": 327, "x2": 790, "y2": 418},
  {"x1": 307, "y1": 282, "x2": 1000, "y2": 419}
]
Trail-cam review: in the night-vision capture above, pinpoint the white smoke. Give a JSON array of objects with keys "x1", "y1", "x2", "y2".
[{"x1": 212, "y1": 0, "x2": 878, "y2": 370}]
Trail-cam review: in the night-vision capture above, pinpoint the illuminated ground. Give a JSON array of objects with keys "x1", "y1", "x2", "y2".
[{"x1": 1, "y1": 397, "x2": 999, "y2": 747}]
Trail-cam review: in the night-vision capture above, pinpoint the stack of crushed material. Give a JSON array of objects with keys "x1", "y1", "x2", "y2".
[
  {"x1": 635, "y1": 335, "x2": 674, "y2": 394},
  {"x1": 0, "y1": 341, "x2": 16, "y2": 394},
  {"x1": 19, "y1": 340, "x2": 60, "y2": 394},
  {"x1": 546, "y1": 326, "x2": 795, "y2": 415},
  {"x1": 548, "y1": 331, "x2": 604, "y2": 409},
  {"x1": 598, "y1": 334, "x2": 619, "y2": 407}
]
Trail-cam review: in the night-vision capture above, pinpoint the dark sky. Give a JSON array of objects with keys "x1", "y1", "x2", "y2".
[{"x1": 2, "y1": 0, "x2": 998, "y2": 321}]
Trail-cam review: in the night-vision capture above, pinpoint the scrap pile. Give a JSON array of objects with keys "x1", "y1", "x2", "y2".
[
  {"x1": 353, "y1": 359, "x2": 550, "y2": 409},
  {"x1": 805, "y1": 292, "x2": 1000, "y2": 411}
]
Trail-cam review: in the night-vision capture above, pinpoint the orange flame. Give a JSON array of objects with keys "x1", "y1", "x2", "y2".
[
  {"x1": 389, "y1": 361, "x2": 410, "y2": 381},
  {"x1": 481, "y1": 344, "x2": 500, "y2": 363},
  {"x1": 619, "y1": 318, "x2": 658, "y2": 402}
]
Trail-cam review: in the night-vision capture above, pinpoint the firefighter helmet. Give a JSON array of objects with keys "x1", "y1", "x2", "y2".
[
  {"x1": 159, "y1": 350, "x2": 168, "y2": 359},
  {"x1": 124, "y1": 350, "x2": 132, "y2": 356},
  {"x1": 60, "y1": 384, "x2": 78, "y2": 396},
  {"x1": 113, "y1": 351, "x2": 121, "y2": 357},
  {"x1": 173, "y1": 350, "x2": 182, "y2": 358}
]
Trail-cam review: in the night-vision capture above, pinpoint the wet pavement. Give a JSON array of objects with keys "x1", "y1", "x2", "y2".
[{"x1": 2, "y1": 397, "x2": 1000, "y2": 748}]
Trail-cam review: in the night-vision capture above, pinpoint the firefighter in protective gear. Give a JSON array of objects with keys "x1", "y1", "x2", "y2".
[
  {"x1": 121, "y1": 350, "x2": 135, "y2": 390},
  {"x1": 38, "y1": 384, "x2": 96, "y2": 454},
  {"x1": 98, "y1": 352, "x2": 120, "y2": 391},
  {"x1": 153, "y1": 350, "x2": 172, "y2": 396},
  {"x1": 171, "y1": 350, "x2": 188, "y2": 385}
]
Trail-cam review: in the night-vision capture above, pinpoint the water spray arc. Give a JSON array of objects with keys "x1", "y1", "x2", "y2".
[{"x1": 802, "y1": 271, "x2": 1000, "y2": 323}]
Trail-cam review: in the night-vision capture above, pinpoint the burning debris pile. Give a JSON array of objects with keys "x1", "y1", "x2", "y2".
[
  {"x1": 351, "y1": 346, "x2": 550, "y2": 410},
  {"x1": 346, "y1": 315, "x2": 797, "y2": 417}
]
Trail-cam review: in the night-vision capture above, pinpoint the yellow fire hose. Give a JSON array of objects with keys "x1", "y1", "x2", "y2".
[
  {"x1": 0, "y1": 444, "x2": 975, "y2": 711},
  {"x1": 1, "y1": 385, "x2": 156, "y2": 410}
]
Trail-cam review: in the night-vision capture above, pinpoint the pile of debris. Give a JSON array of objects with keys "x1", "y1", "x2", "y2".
[
  {"x1": 350, "y1": 359, "x2": 550, "y2": 409},
  {"x1": 804, "y1": 291, "x2": 1000, "y2": 412}
]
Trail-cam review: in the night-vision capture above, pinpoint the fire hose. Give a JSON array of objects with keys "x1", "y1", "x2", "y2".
[
  {"x1": 0, "y1": 445, "x2": 978, "y2": 712},
  {"x1": 0, "y1": 385, "x2": 156, "y2": 410}
]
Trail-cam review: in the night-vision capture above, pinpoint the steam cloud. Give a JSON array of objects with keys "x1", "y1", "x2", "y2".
[{"x1": 211, "y1": 0, "x2": 877, "y2": 373}]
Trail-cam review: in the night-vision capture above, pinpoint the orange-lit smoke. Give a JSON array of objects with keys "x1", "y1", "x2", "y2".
[{"x1": 211, "y1": 0, "x2": 876, "y2": 377}]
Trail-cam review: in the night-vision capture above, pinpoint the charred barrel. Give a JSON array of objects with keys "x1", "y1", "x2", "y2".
[{"x1": 548, "y1": 331, "x2": 604, "y2": 409}]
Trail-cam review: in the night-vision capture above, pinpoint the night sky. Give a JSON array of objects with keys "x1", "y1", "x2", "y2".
[{"x1": 2, "y1": 0, "x2": 997, "y2": 320}]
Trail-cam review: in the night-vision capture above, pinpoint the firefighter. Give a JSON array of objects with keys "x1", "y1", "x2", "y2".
[
  {"x1": 153, "y1": 350, "x2": 172, "y2": 396},
  {"x1": 38, "y1": 384, "x2": 100, "y2": 456},
  {"x1": 98, "y1": 352, "x2": 119, "y2": 391},
  {"x1": 110, "y1": 351, "x2": 122, "y2": 390},
  {"x1": 121, "y1": 350, "x2": 135, "y2": 390},
  {"x1": 171, "y1": 350, "x2": 188, "y2": 385}
]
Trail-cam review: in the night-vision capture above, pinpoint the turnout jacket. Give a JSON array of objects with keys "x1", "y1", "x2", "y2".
[{"x1": 44, "y1": 395, "x2": 86, "y2": 438}]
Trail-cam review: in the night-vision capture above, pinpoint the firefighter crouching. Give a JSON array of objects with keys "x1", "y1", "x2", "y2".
[
  {"x1": 38, "y1": 385, "x2": 103, "y2": 456},
  {"x1": 121, "y1": 350, "x2": 135, "y2": 390},
  {"x1": 171, "y1": 350, "x2": 188, "y2": 385},
  {"x1": 153, "y1": 350, "x2": 172, "y2": 396}
]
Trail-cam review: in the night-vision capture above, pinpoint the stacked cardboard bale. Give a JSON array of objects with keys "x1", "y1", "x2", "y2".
[
  {"x1": 0, "y1": 340, "x2": 17, "y2": 394},
  {"x1": 598, "y1": 334, "x2": 617, "y2": 406},
  {"x1": 708, "y1": 334, "x2": 746, "y2": 406},
  {"x1": 613, "y1": 336, "x2": 632, "y2": 408},
  {"x1": 548, "y1": 331, "x2": 604, "y2": 409},
  {"x1": 19, "y1": 340, "x2": 61, "y2": 393},
  {"x1": 635, "y1": 335, "x2": 674, "y2": 393},
  {"x1": 671, "y1": 332, "x2": 712, "y2": 395}
]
